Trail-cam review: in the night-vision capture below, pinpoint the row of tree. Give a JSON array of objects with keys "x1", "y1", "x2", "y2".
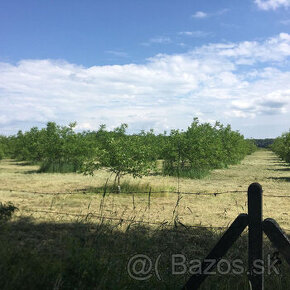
[
  {"x1": 0, "y1": 119, "x2": 256, "y2": 186},
  {"x1": 162, "y1": 119, "x2": 257, "y2": 178},
  {"x1": 253, "y1": 138, "x2": 275, "y2": 148},
  {"x1": 0, "y1": 136, "x2": 7, "y2": 160},
  {"x1": 1, "y1": 122, "x2": 96, "y2": 172},
  {"x1": 271, "y1": 131, "x2": 290, "y2": 163}
]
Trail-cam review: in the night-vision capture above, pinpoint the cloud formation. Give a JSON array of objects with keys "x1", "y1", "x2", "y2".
[
  {"x1": 255, "y1": 0, "x2": 290, "y2": 10},
  {"x1": 178, "y1": 31, "x2": 211, "y2": 38},
  {"x1": 192, "y1": 11, "x2": 208, "y2": 18},
  {"x1": 105, "y1": 50, "x2": 128, "y2": 58},
  {"x1": 192, "y1": 9, "x2": 229, "y2": 19},
  {"x1": 141, "y1": 36, "x2": 172, "y2": 46},
  {"x1": 0, "y1": 33, "x2": 290, "y2": 137}
]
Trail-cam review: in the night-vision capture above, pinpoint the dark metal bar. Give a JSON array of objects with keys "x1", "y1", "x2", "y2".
[
  {"x1": 148, "y1": 187, "x2": 151, "y2": 209},
  {"x1": 182, "y1": 213, "x2": 248, "y2": 290},
  {"x1": 248, "y1": 182, "x2": 264, "y2": 290},
  {"x1": 263, "y1": 218, "x2": 290, "y2": 266}
]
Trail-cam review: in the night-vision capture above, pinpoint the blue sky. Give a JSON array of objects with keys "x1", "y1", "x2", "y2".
[{"x1": 0, "y1": 0, "x2": 290, "y2": 137}]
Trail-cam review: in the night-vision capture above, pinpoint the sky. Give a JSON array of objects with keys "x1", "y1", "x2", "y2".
[{"x1": 0, "y1": 0, "x2": 290, "y2": 138}]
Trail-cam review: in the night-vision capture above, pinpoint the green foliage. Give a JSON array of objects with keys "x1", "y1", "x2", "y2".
[
  {"x1": 39, "y1": 161, "x2": 82, "y2": 173},
  {"x1": 86, "y1": 180, "x2": 174, "y2": 194},
  {"x1": 271, "y1": 131, "x2": 290, "y2": 163},
  {"x1": 82, "y1": 124, "x2": 156, "y2": 189},
  {"x1": 0, "y1": 135, "x2": 10, "y2": 159},
  {"x1": 0, "y1": 147, "x2": 4, "y2": 160},
  {"x1": 3, "y1": 119, "x2": 256, "y2": 180},
  {"x1": 253, "y1": 138, "x2": 275, "y2": 148},
  {"x1": 7, "y1": 122, "x2": 96, "y2": 173},
  {"x1": 162, "y1": 118, "x2": 256, "y2": 177}
]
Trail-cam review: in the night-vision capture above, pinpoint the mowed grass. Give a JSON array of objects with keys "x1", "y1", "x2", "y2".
[
  {"x1": 0, "y1": 149, "x2": 289, "y2": 289},
  {"x1": 0, "y1": 149, "x2": 289, "y2": 228}
]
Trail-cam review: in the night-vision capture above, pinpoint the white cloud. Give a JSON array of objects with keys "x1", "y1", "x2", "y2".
[
  {"x1": 149, "y1": 37, "x2": 171, "y2": 44},
  {"x1": 216, "y1": 8, "x2": 229, "y2": 15},
  {"x1": 194, "y1": 33, "x2": 290, "y2": 63},
  {"x1": 105, "y1": 50, "x2": 128, "y2": 57},
  {"x1": 255, "y1": 0, "x2": 290, "y2": 10},
  {"x1": 141, "y1": 36, "x2": 171, "y2": 46},
  {"x1": 1, "y1": 33, "x2": 290, "y2": 137},
  {"x1": 178, "y1": 31, "x2": 211, "y2": 38},
  {"x1": 192, "y1": 9, "x2": 229, "y2": 19},
  {"x1": 192, "y1": 11, "x2": 208, "y2": 18}
]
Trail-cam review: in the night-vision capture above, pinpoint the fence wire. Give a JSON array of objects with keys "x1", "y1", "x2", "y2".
[
  {"x1": 20, "y1": 208, "x2": 233, "y2": 229},
  {"x1": 19, "y1": 208, "x2": 290, "y2": 233},
  {"x1": 1, "y1": 188, "x2": 290, "y2": 198}
]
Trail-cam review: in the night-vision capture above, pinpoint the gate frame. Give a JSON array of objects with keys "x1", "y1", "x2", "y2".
[{"x1": 183, "y1": 182, "x2": 290, "y2": 290}]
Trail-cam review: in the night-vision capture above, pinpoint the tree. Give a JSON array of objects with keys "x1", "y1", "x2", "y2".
[
  {"x1": 272, "y1": 131, "x2": 290, "y2": 163},
  {"x1": 0, "y1": 135, "x2": 8, "y2": 160},
  {"x1": 161, "y1": 118, "x2": 256, "y2": 178},
  {"x1": 0, "y1": 146, "x2": 4, "y2": 160},
  {"x1": 82, "y1": 124, "x2": 156, "y2": 193}
]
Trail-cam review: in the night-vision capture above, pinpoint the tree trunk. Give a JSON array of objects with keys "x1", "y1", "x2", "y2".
[
  {"x1": 113, "y1": 173, "x2": 118, "y2": 187},
  {"x1": 117, "y1": 173, "x2": 121, "y2": 193}
]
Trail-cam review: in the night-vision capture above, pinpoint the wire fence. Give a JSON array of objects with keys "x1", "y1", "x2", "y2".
[
  {"x1": 19, "y1": 208, "x2": 290, "y2": 233},
  {"x1": 20, "y1": 208, "x2": 227, "y2": 228},
  {"x1": 1, "y1": 188, "x2": 245, "y2": 196},
  {"x1": 2, "y1": 178, "x2": 289, "y2": 234},
  {"x1": 1, "y1": 187, "x2": 290, "y2": 198},
  {"x1": 18, "y1": 208, "x2": 230, "y2": 238}
]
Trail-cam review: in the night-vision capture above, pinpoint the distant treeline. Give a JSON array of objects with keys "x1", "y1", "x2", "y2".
[
  {"x1": 271, "y1": 131, "x2": 290, "y2": 163},
  {"x1": 252, "y1": 138, "x2": 275, "y2": 148},
  {"x1": 0, "y1": 119, "x2": 256, "y2": 180}
]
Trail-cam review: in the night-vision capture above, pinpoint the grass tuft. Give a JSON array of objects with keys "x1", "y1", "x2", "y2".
[
  {"x1": 38, "y1": 161, "x2": 82, "y2": 173},
  {"x1": 163, "y1": 166, "x2": 210, "y2": 179},
  {"x1": 86, "y1": 180, "x2": 175, "y2": 194}
]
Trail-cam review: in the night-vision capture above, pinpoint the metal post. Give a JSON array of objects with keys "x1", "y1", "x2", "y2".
[
  {"x1": 182, "y1": 213, "x2": 248, "y2": 290},
  {"x1": 248, "y1": 183, "x2": 264, "y2": 290},
  {"x1": 263, "y1": 218, "x2": 290, "y2": 266}
]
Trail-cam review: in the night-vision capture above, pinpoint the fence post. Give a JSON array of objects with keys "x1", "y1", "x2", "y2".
[
  {"x1": 263, "y1": 218, "x2": 290, "y2": 266},
  {"x1": 248, "y1": 182, "x2": 264, "y2": 290},
  {"x1": 183, "y1": 182, "x2": 289, "y2": 290},
  {"x1": 148, "y1": 187, "x2": 151, "y2": 209},
  {"x1": 182, "y1": 213, "x2": 248, "y2": 290}
]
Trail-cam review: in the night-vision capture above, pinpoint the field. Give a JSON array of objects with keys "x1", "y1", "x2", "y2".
[{"x1": 0, "y1": 149, "x2": 289, "y2": 289}]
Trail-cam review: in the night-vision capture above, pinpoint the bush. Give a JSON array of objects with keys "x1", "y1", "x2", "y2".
[{"x1": 0, "y1": 202, "x2": 18, "y2": 221}]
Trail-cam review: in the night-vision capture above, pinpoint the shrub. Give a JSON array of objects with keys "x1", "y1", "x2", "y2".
[{"x1": 0, "y1": 202, "x2": 18, "y2": 221}]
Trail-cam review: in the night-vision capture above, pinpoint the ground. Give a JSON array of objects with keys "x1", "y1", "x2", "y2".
[
  {"x1": 0, "y1": 149, "x2": 289, "y2": 289},
  {"x1": 0, "y1": 149, "x2": 289, "y2": 229}
]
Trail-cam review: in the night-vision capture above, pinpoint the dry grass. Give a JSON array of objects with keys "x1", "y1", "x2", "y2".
[
  {"x1": 0, "y1": 149, "x2": 289, "y2": 230},
  {"x1": 0, "y1": 149, "x2": 289, "y2": 289}
]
